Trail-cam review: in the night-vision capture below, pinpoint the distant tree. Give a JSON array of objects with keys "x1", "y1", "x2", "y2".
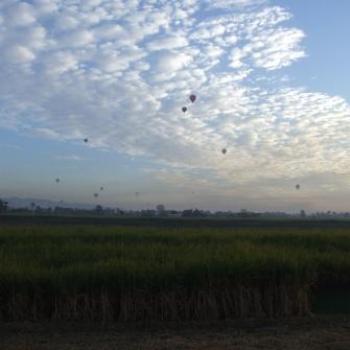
[
  {"x1": 35, "y1": 206, "x2": 42, "y2": 214},
  {"x1": 182, "y1": 209, "x2": 194, "y2": 217},
  {"x1": 191, "y1": 209, "x2": 200, "y2": 217},
  {"x1": 141, "y1": 210, "x2": 156, "y2": 217},
  {"x1": 0, "y1": 199, "x2": 8, "y2": 213},
  {"x1": 237, "y1": 209, "x2": 260, "y2": 218},
  {"x1": 238, "y1": 209, "x2": 249, "y2": 218}
]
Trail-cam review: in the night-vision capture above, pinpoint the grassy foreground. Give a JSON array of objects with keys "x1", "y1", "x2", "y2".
[{"x1": 0, "y1": 225, "x2": 349, "y2": 322}]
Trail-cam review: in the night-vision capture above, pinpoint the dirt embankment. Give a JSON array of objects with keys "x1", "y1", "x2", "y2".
[{"x1": 1, "y1": 317, "x2": 350, "y2": 350}]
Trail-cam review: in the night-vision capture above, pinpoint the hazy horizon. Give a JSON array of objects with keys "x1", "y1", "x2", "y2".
[{"x1": 1, "y1": 0, "x2": 350, "y2": 212}]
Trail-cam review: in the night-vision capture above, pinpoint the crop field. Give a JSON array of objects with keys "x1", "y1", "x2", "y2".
[{"x1": 0, "y1": 223, "x2": 350, "y2": 322}]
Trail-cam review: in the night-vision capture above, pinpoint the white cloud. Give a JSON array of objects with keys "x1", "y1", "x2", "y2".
[
  {"x1": 43, "y1": 52, "x2": 78, "y2": 75},
  {"x1": 207, "y1": 0, "x2": 266, "y2": 9},
  {"x1": 154, "y1": 51, "x2": 193, "y2": 73},
  {"x1": 55, "y1": 154, "x2": 84, "y2": 161},
  {"x1": 32, "y1": 0, "x2": 58, "y2": 16},
  {"x1": 147, "y1": 34, "x2": 189, "y2": 51},
  {"x1": 5, "y1": 45, "x2": 36, "y2": 63},
  {"x1": 62, "y1": 30, "x2": 95, "y2": 47},
  {"x1": 54, "y1": 15, "x2": 79, "y2": 32},
  {"x1": 5, "y1": 2, "x2": 36, "y2": 27},
  {"x1": 0, "y1": 0, "x2": 349, "y2": 201}
]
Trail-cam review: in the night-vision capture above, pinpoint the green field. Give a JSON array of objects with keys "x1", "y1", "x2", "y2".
[{"x1": 0, "y1": 223, "x2": 350, "y2": 322}]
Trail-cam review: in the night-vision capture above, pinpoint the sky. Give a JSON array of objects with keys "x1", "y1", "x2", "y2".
[{"x1": 1, "y1": 0, "x2": 350, "y2": 212}]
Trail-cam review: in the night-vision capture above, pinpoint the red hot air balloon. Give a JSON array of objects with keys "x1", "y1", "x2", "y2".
[
  {"x1": 182, "y1": 106, "x2": 187, "y2": 113},
  {"x1": 189, "y1": 94, "x2": 196, "y2": 103}
]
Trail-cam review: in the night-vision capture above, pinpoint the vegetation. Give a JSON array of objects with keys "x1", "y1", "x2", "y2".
[{"x1": 0, "y1": 224, "x2": 349, "y2": 322}]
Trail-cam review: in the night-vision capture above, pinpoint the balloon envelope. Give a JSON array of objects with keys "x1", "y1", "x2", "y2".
[
  {"x1": 189, "y1": 94, "x2": 196, "y2": 103},
  {"x1": 222, "y1": 148, "x2": 227, "y2": 154},
  {"x1": 182, "y1": 107, "x2": 187, "y2": 112}
]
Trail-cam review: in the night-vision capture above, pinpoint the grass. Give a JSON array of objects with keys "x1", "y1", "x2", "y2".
[{"x1": 0, "y1": 225, "x2": 349, "y2": 321}]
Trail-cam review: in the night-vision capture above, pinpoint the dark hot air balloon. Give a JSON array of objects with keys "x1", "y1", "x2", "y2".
[
  {"x1": 84, "y1": 138, "x2": 88, "y2": 143},
  {"x1": 100, "y1": 186, "x2": 104, "y2": 191},
  {"x1": 182, "y1": 106, "x2": 187, "y2": 113},
  {"x1": 189, "y1": 94, "x2": 196, "y2": 103},
  {"x1": 222, "y1": 148, "x2": 227, "y2": 155},
  {"x1": 296, "y1": 184, "x2": 300, "y2": 190},
  {"x1": 55, "y1": 178, "x2": 60, "y2": 183},
  {"x1": 94, "y1": 193, "x2": 99, "y2": 198}
]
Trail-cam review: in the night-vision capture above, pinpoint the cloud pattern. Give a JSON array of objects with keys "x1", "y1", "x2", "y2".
[{"x1": 0, "y1": 0, "x2": 350, "y2": 192}]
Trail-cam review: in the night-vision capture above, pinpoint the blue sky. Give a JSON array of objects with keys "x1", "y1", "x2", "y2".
[
  {"x1": 278, "y1": 0, "x2": 350, "y2": 100},
  {"x1": 1, "y1": 0, "x2": 350, "y2": 212}
]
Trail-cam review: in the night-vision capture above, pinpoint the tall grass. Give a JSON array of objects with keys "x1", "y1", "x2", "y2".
[{"x1": 0, "y1": 226, "x2": 349, "y2": 321}]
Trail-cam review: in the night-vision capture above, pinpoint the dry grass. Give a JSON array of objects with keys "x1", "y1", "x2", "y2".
[{"x1": 0, "y1": 225, "x2": 349, "y2": 321}]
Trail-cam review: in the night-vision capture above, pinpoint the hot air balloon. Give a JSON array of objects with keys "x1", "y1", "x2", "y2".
[
  {"x1": 222, "y1": 148, "x2": 227, "y2": 155},
  {"x1": 135, "y1": 192, "x2": 140, "y2": 197},
  {"x1": 100, "y1": 186, "x2": 104, "y2": 191},
  {"x1": 182, "y1": 106, "x2": 187, "y2": 113},
  {"x1": 296, "y1": 184, "x2": 300, "y2": 190},
  {"x1": 84, "y1": 138, "x2": 88, "y2": 143},
  {"x1": 55, "y1": 178, "x2": 60, "y2": 183},
  {"x1": 189, "y1": 94, "x2": 196, "y2": 103},
  {"x1": 94, "y1": 193, "x2": 99, "y2": 198}
]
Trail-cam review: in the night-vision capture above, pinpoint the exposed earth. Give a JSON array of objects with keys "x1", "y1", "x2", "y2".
[{"x1": 1, "y1": 317, "x2": 350, "y2": 350}]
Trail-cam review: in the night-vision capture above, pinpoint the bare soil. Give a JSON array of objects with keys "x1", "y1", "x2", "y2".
[{"x1": 1, "y1": 316, "x2": 350, "y2": 350}]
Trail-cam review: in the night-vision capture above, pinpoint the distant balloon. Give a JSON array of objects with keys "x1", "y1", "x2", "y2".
[
  {"x1": 189, "y1": 94, "x2": 196, "y2": 103},
  {"x1": 84, "y1": 138, "x2": 88, "y2": 143},
  {"x1": 135, "y1": 192, "x2": 140, "y2": 197},
  {"x1": 100, "y1": 186, "x2": 104, "y2": 191},
  {"x1": 55, "y1": 178, "x2": 60, "y2": 183},
  {"x1": 94, "y1": 193, "x2": 99, "y2": 198},
  {"x1": 222, "y1": 148, "x2": 227, "y2": 155},
  {"x1": 182, "y1": 106, "x2": 187, "y2": 113},
  {"x1": 296, "y1": 184, "x2": 300, "y2": 190}
]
